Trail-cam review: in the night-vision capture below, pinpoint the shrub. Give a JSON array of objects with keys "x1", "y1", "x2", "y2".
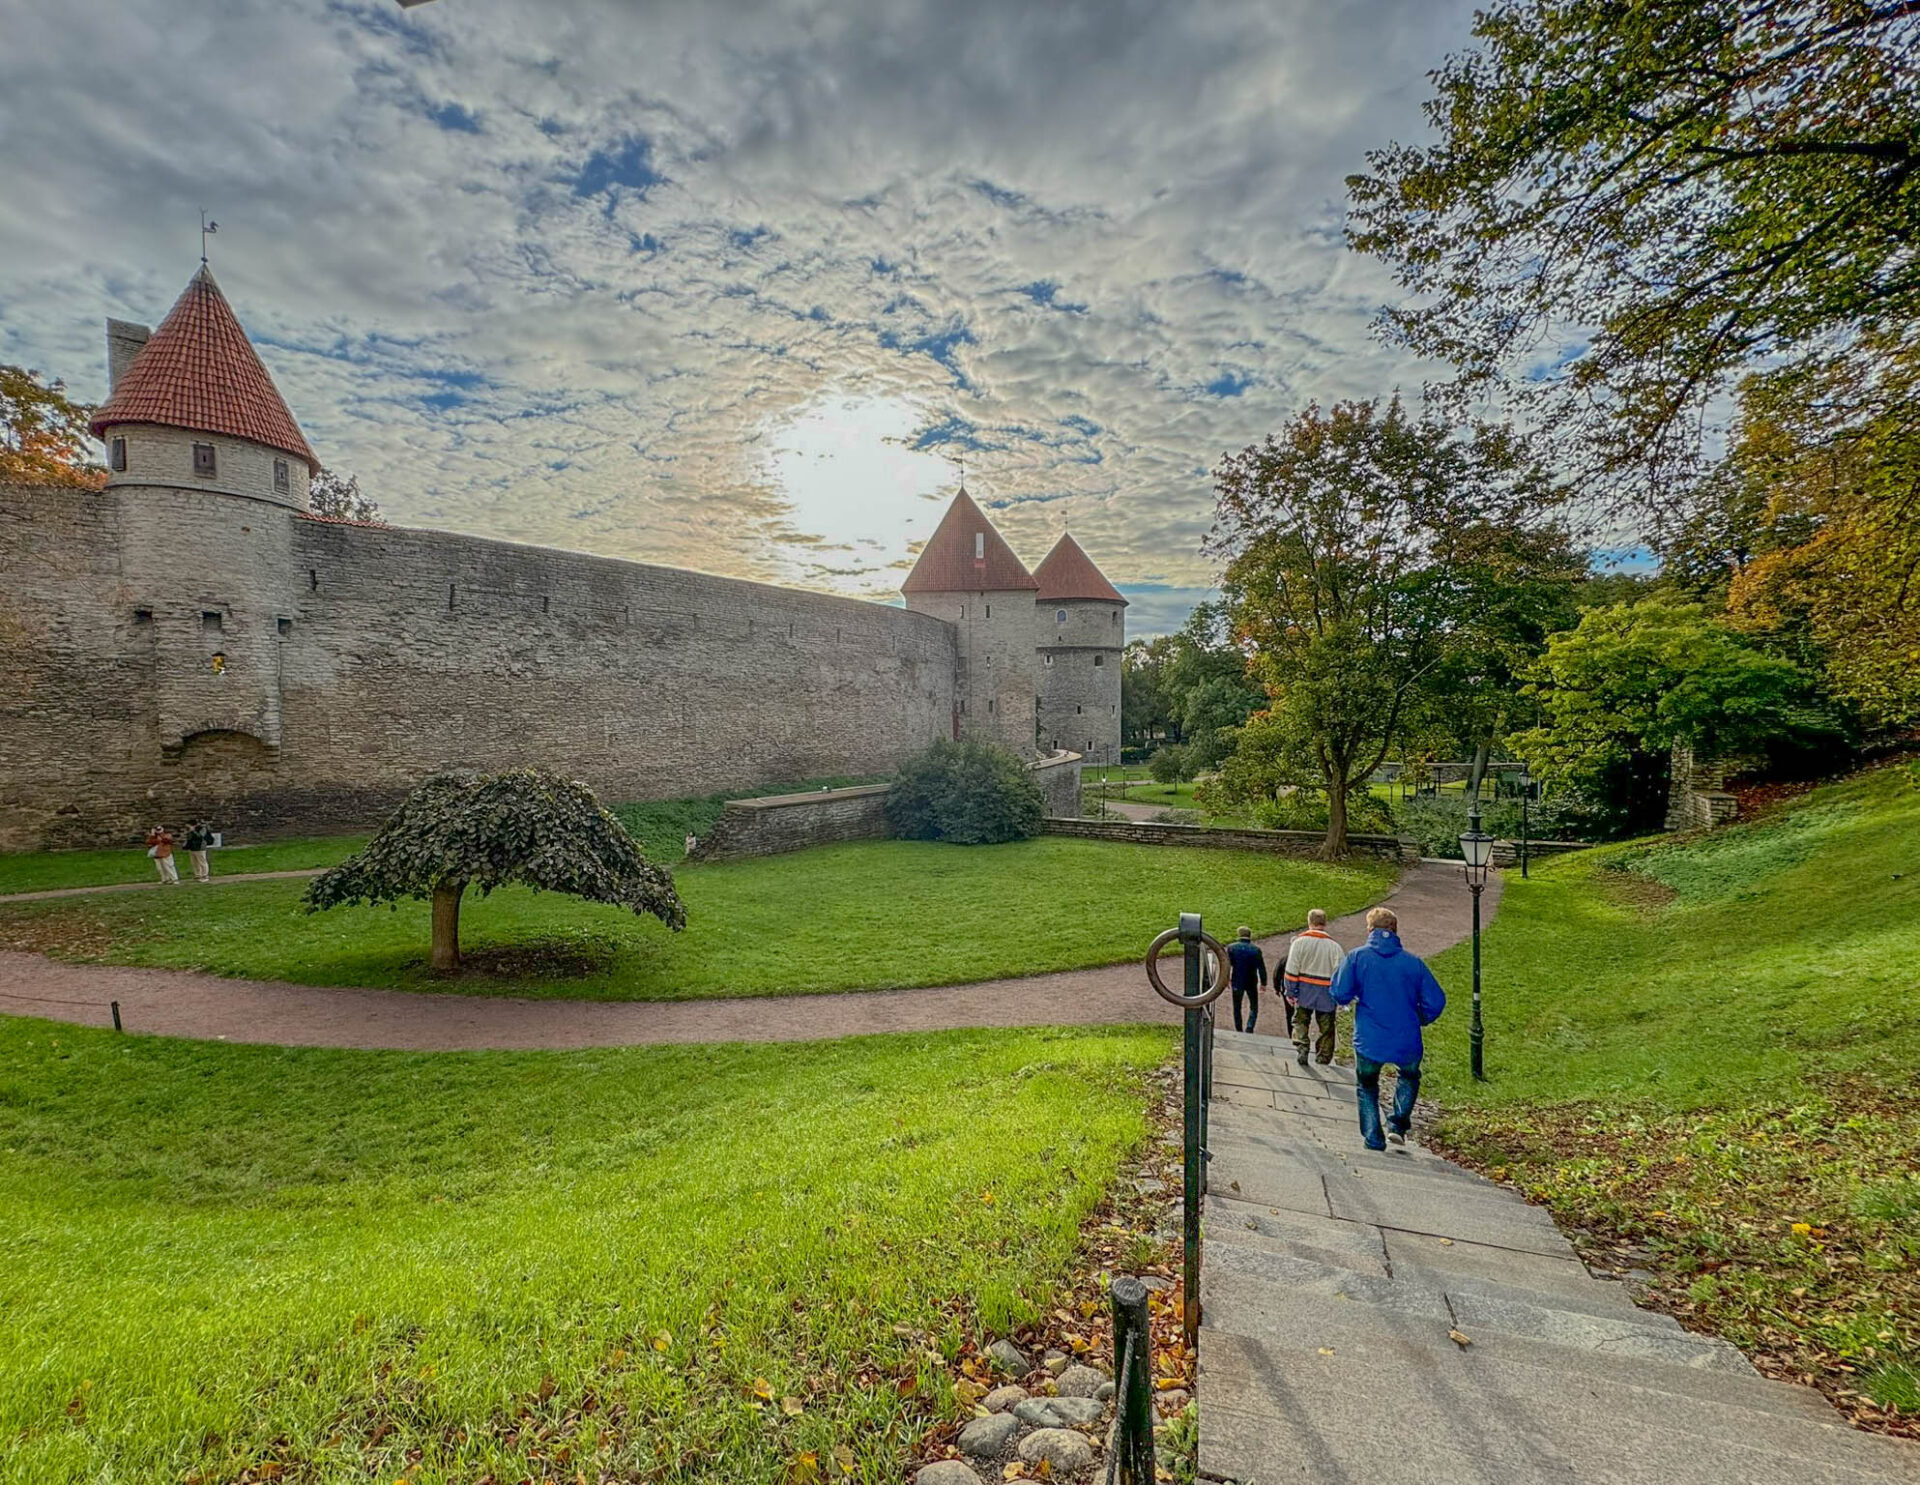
[
  {"x1": 886, "y1": 739, "x2": 1045, "y2": 845},
  {"x1": 1390, "y1": 791, "x2": 1596, "y2": 859},
  {"x1": 1148, "y1": 744, "x2": 1193, "y2": 786}
]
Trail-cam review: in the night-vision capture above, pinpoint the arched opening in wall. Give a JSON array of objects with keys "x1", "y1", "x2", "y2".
[{"x1": 165, "y1": 729, "x2": 278, "y2": 813}]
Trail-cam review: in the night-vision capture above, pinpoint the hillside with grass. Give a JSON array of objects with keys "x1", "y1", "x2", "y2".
[{"x1": 1424, "y1": 764, "x2": 1920, "y2": 1433}]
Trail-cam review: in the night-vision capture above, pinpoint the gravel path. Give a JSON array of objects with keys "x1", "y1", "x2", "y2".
[{"x1": 0, "y1": 861, "x2": 1498, "y2": 1051}]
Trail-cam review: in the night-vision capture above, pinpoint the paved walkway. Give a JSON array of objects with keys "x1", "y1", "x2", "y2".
[
  {"x1": 1197, "y1": 1031, "x2": 1920, "y2": 1483},
  {"x1": 0, "y1": 861, "x2": 1495, "y2": 1051},
  {"x1": 0, "y1": 868, "x2": 324, "y2": 903}
]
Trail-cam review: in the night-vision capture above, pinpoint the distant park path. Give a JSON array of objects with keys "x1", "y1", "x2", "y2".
[{"x1": 0, "y1": 861, "x2": 1498, "y2": 1051}]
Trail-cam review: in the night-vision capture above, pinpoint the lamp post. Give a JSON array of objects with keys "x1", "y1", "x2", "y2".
[
  {"x1": 1518, "y1": 767, "x2": 1531, "y2": 879},
  {"x1": 1460, "y1": 803, "x2": 1494, "y2": 1081}
]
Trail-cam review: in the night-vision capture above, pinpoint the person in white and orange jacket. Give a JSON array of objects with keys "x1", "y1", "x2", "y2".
[{"x1": 1283, "y1": 908, "x2": 1347, "y2": 1067}]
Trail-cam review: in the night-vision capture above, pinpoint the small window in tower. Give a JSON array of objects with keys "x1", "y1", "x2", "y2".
[
  {"x1": 1056, "y1": 609, "x2": 1067, "y2": 624},
  {"x1": 542, "y1": 595, "x2": 551, "y2": 614},
  {"x1": 974, "y1": 533, "x2": 985, "y2": 560},
  {"x1": 192, "y1": 442, "x2": 216, "y2": 478},
  {"x1": 1112, "y1": 611, "x2": 1119, "y2": 625},
  {"x1": 209, "y1": 652, "x2": 227, "y2": 674},
  {"x1": 988, "y1": 699, "x2": 995, "y2": 713},
  {"x1": 132, "y1": 608, "x2": 152, "y2": 624},
  {"x1": 1076, "y1": 704, "x2": 1083, "y2": 715},
  {"x1": 201, "y1": 611, "x2": 223, "y2": 633},
  {"x1": 985, "y1": 604, "x2": 991, "y2": 617},
  {"x1": 1044, "y1": 654, "x2": 1053, "y2": 666},
  {"x1": 277, "y1": 616, "x2": 292, "y2": 636},
  {"x1": 110, "y1": 437, "x2": 127, "y2": 472},
  {"x1": 1093, "y1": 653, "x2": 1104, "y2": 666},
  {"x1": 309, "y1": 569, "x2": 319, "y2": 592},
  {"x1": 274, "y1": 459, "x2": 289, "y2": 494}
]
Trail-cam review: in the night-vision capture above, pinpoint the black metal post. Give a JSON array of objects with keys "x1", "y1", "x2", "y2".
[
  {"x1": 1519, "y1": 774, "x2": 1530, "y2": 879},
  {"x1": 1469, "y1": 881, "x2": 1485, "y2": 1081},
  {"x1": 110, "y1": 1000, "x2": 122, "y2": 1033},
  {"x1": 1180, "y1": 910, "x2": 1204, "y2": 1350},
  {"x1": 1109, "y1": 1275, "x2": 1154, "y2": 1483}
]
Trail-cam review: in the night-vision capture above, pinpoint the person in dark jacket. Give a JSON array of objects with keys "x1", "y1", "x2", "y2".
[
  {"x1": 1329, "y1": 906, "x2": 1446, "y2": 1151},
  {"x1": 1225, "y1": 926, "x2": 1267, "y2": 1034}
]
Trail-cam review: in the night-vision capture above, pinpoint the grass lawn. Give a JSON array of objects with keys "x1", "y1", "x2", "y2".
[
  {"x1": 0, "y1": 1017, "x2": 1173, "y2": 1483},
  {"x1": 0, "y1": 836, "x2": 367, "y2": 896},
  {"x1": 1422, "y1": 764, "x2": 1920, "y2": 1427},
  {"x1": 0, "y1": 837, "x2": 1394, "y2": 1001},
  {"x1": 0, "y1": 780, "x2": 884, "y2": 898}
]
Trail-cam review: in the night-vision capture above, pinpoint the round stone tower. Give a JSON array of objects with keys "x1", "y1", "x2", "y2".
[
  {"x1": 902, "y1": 486, "x2": 1042, "y2": 755},
  {"x1": 87, "y1": 264, "x2": 320, "y2": 763},
  {"x1": 1033, "y1": 531, "x2": 1126, "y2": 764}
]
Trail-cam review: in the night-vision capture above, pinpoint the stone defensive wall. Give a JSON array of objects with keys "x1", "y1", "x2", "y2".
[
  {"x1": 1041, "y1": 816, "x2": 1418, "y2": 864},
  {"x1": 0, "y1": 482, "x2": 960, "y2": 850}
]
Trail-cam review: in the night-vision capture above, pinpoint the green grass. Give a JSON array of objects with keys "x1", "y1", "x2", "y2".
[
  {"x1": 1421, "y1": 764, "x2": 1920, "y2": 1426},
  {"x1": 0, "y1": 836, "x2": 367, "y2": 896},
  {"x1": 0, "y1": 780, "x2": 885, "y2": 897},
  {"x1": 0, "y1": 1017, "x2": 1173, "y2": 1483},
  {"x1": 0, "y1": 837, "x2": 1393, "y2": 1001}
]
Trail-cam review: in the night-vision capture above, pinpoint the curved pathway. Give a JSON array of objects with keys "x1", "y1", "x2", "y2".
[{"x1": 0, "y1": 862, "x2": 1499, "y2": 1051}]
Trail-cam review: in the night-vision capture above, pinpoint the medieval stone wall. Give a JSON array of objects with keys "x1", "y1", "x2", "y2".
[
  {"x1": 687, "y1": 784, "x2": 893, "y2": 862},
  {"x1": 903, "y1": 587, "x2": 1038, "y2": 754},
  {"x1": 0, "y1": 482, "x2": 960, "y2": 849},
  {"x1": 1041, "y1": 816, "x2": 1416, "y2": 864},
  {"x1": 1035, "y1": 598, "x2": 1122, "y2": 762}
]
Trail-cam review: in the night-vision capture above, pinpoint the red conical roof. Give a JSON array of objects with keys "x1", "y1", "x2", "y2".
[
  {"x1": 91, "y1": 266, "x2": 318, "y2": 472},
  {"x1": 901, "y1": 487, "x2": 1039, "y2": 593},
  {"x1": 1034, "y1": 531, "x2": 1127, "y2": 604}
]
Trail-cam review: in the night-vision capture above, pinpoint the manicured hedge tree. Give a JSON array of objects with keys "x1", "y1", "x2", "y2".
[
  {"x1": 886, "y1": 739, "x2": 1045, "y2": 845},
  {"x1": 305, "y1": 770, "x2": 685, "y2": 971}
]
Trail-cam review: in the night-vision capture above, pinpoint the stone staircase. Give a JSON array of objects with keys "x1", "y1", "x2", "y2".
[{"x1": 1196, "y1": 1028, "x2": 1919, "y2": 1484}]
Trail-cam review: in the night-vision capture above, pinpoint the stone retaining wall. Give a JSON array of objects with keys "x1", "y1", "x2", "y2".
[
  {"x1": 1490, "y1": 838, "x2": 1593, "y2": 868},
  {"x1": 687, "y1": 784, "x2": 893, "y2": 863},
  {"x1": 1030, "y1": 750, "x2": 1084, "y2": 819},
  {"x1": 1041, "y1": 816, "x2": 1417, "y2": 864}
]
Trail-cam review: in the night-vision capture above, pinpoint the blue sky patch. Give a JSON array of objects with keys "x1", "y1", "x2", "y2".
[
  {"x1": 571, "y1": 136, "x2": 664, "y2": 198},
  {"x1": 427, "y1": 101, "x2": 481, "y2": 134}
]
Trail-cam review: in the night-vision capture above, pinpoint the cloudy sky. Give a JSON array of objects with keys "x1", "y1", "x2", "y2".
[{"x1": 0, "y1": 0, "x2": 1475, "y2": 635}]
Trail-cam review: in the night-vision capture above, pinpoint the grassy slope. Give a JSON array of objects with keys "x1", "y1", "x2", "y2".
[
  {"x1": 0, "y1": 1018, "x2": 1171, "y2": 1483},
  {"x1": 0, "y1": 838, "x2": 1393, "y2": 1001},
  {"x1": 1424, "y1": 765, "x2": 1920, "y2": 1425}
]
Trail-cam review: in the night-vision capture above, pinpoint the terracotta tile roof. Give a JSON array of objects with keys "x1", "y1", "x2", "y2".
[
  {"x1": 901, "y1": 487, "x2": 1039, "y2": 593},
  {"x1": 1034, "y1": 531, "x2": 1127, "y2": 604},
  {"x1": 90, "y1": 265, "x2": 318, "y2": 472}
]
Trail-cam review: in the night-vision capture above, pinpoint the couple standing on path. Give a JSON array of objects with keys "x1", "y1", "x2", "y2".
[
  {"x1": 1226, "y1": 906, "x2": 1447, "y2": 1152},
  {"x1": 144, "y1": 822, "x2": 216, "y2": 885}
]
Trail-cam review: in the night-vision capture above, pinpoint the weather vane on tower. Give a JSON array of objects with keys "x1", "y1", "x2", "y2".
[{"x1": 200, "y1": 210, "x2": 219, "y2": 265}]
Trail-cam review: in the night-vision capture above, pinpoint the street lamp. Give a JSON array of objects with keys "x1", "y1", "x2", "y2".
[
  {"x1": 1459, "y1": 803, "x2": 1495, "y2": 1081},
  {"x1": 1518, "y1": 766, "x2": 1531, "y2": 879}
]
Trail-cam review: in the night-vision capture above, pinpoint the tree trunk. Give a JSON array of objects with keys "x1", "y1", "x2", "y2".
[
  {"x1": 1323, "y1": 773, "x2": 1350, "y2": 859},
  {"x1": 431, "y1": 882, "x2": 464, "y2": 972}
]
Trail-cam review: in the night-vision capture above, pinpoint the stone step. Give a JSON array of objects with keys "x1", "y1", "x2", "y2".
[
  {"x1": 1203, "y1": 1238, "x2": 1683, "y2": 1342},
  {"x1": 1377, "y1": 1226, "x2": 1632, "y2": 1305},
  {"x1": 1203, "y1": 1260, "x2": 1745, "y2": 1375},
  {"x1": 1203, "y1": 1194, "x2": 1391, "y2": 1263},
  {"x1": 1204, "y1": 1224, "x2": 1653, "y2": 1326},
  {"x1": 1198, "y1": 1290, "x2": 1840, "y2": 1428},
  {"x1": 1199, "y1": 1330, "x2": 1919, "y2": 1482},
  {"x1": 1209, "y1": 1122, "x2": 1502, "y2": 1188}
]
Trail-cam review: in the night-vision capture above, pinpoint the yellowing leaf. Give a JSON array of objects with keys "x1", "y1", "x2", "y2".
[
  {"x1": 1316, "y1": 1347, "x2": 1335, "y2": 1356},
  {"x1": 1448, "y1": 1329, "x2": 1472, "y2": 1349},
  {"x1": 1791, "y1": 1222, "x2": 1812, "y2": 1236},
  {"x1": 652, "y1": 1332, "x2": 672, "y2": 1353},
  {"x1": 791, "y1": 1450, "x2": 821, "y2": 1483},
  {"x1": 832, "y1": 1444, "x2": 856, "y2": 1477},
  {"x1": 781, "y1": 1395, "x2": 805, "y2": 1416},
  {"x1": 752, "y1": 1377, "x2": 775, "y2": 1403}
]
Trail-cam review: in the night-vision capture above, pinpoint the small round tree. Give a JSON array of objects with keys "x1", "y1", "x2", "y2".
[
  {"x1": 305, "y1": 770, "x2": 684, "y2": 971},
  {"x1": 886, "y1": 738, "x2": 1045, "y2": 845}
]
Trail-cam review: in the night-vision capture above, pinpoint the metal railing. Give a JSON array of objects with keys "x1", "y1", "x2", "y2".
[{"x1": 1111, "y1": 913, "x2": 1224, "y2": 1482}]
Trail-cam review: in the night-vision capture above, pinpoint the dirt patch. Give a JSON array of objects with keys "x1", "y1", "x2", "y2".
[
  {"x1": 429, "y1": 936, "x2": 621, "y2": 984},
  {"x1": 1591, "y1": 865, "x2": 1678, "y2": 912},
  {"x1": 0, "y1": 905, "x2": 115, "y2": 960}
]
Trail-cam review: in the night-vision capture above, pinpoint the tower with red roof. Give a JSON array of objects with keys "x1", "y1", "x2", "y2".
[
  {"x1": 1033, "y1": 531, "x2": 1127, "y2": 763},
  {"x1": 901, "y1": 486, "x2": 1043, "y2": 754}
]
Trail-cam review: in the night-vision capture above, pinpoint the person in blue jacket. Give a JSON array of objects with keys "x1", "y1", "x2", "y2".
[{"x1": 1329, "y1": 905, "x2": 1446, "y2": 1151}]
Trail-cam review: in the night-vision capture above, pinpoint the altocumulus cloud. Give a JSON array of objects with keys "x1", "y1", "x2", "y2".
[{"x1": 0, "y1": 0, "x2": 1472, "y2": 609}]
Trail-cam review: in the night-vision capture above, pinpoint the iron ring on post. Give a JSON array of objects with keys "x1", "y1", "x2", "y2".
[{"x1": 1144, "y1": 927, "x2": 1228, "y2": 1008}]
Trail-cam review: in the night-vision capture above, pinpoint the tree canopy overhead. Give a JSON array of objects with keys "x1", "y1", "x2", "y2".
[
  {"x1": 306, "y1": 770, "x2": 683, "y2": 970},
  {"x1": 1348, "y1": 0, "x2": 1920, "y2": 516}
]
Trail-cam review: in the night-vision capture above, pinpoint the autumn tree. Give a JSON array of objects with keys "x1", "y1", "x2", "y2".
[
  {"x1": 1348, "y1": 0, "x2": 1920, "y2": 520},
  {"x1": 305, "y1": 770, "x2": 683, "y2": 971},
  {"x1": 1210, "y1": 397, "x2": 1574, "y2": 856},
  {"x1": 1, "y1": 365, "x2": 105, "y2": 488}
]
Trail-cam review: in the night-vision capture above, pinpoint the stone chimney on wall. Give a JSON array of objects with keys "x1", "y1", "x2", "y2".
[{"x1": 106, "y1": 319, "x2": 151, "y2": 389}]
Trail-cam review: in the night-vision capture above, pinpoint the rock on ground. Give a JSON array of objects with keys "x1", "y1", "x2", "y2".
[
  {"x1": 985, "y1": 1338, "x2": 1028, "y2": 1376},
  {"x1": 955, "y1": 1412, "x2": 1022, "y2": 1458},
  {"x1": 981, "y1": 1384, "x2": 1028, "y2": 1413},
  {"x1": 916, "y1": 1464, "x2": 984, "y2": 1485},
  {"x1": 1056, "y1": 1363, "x2": 1110, "y2": 1398},
  {"x1": 1018, "y1": 1428, "x2": 1095, "y2": 1473},
  {"x1": 1014, "y1": 1395, "x2": 1105, "y2": 1428}
]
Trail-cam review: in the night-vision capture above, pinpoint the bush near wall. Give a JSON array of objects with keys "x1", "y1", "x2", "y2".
[{"x1": 886, "y1": 739, "x2": 1045, "y2": 845}]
